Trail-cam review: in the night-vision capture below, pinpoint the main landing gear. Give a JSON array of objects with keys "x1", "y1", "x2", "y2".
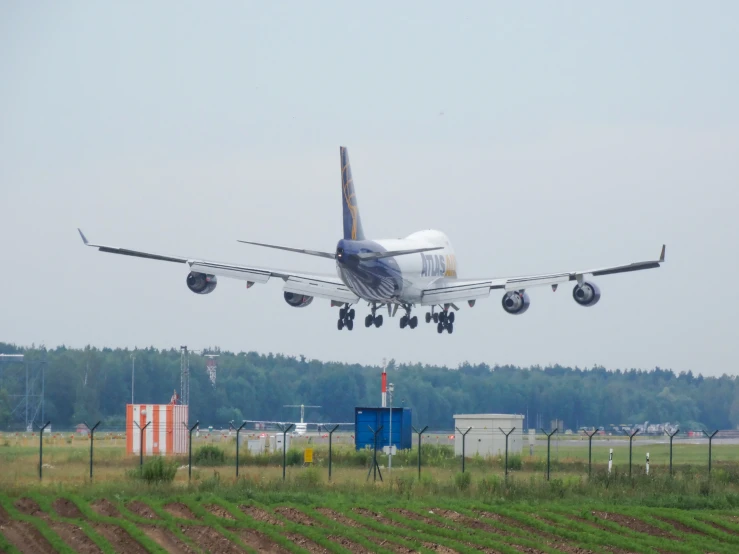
[
  {"x1": 337, "y1": 305, "x2": 355, "y2": 331},
  {"x1": 425, "y1": 307, "x2": 454, "y2": 334},
  {"x1": 364, "y1": 303, "x2": 384, "y2": 328},
  {"x1": 399, "y1": 305, "x2": 418, "y2": 329}
]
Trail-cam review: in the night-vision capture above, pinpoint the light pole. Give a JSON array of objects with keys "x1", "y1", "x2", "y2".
[
  {"x1": 130, "y1": 352, "x2": 136, "y2": 405},
  {"x1": 388, "y1": 382, "x2": 394, "y2": 476}
]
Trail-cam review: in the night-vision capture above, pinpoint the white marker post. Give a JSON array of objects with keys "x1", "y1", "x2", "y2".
[
  {"x1": 646, "y1": 452, "x2": 650, "y2": 475},
  {"x1": 608, "y1": 448, "x2": 613, "y2": 474}
]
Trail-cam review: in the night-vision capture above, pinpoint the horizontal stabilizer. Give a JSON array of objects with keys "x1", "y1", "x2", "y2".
[
  {"x1": 355, "y1": 246, "x2": 443, "y2": 261},
  {"x1": 238, "y1": 239, "x2": 442, "y2": 263},
  {"x1": 237, "y1": 240, "x2": 335, "y2": 259}
]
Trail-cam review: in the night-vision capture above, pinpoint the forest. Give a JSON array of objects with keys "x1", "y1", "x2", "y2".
[{"x1": 1, "y1": 342, "x2": 737, "y2": 432}]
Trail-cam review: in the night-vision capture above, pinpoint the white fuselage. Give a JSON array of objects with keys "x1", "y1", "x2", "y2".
[{"x1": 336, "y1": 230, "x2": 457, "y2": 304}]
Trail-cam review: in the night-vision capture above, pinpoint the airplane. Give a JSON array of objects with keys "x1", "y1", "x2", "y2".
[
  {"x1": 78, "y1": 146, "x2": 665, "y2": 334},
  {"x1": 284, "y1": 404, "x2": 321, "y2": 436}
]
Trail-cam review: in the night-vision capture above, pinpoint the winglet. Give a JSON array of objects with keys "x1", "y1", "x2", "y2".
[
  {"x1": 78, "y1": 228, "x2": 89, "y2": 245},
  {"x1": 659, "y1": 244, "x2": 666, "y2": 263}
]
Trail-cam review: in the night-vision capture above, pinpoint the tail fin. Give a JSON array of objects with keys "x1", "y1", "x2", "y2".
[{"x1": 340, "y1": 146, "x2": 365, "y2": 241}]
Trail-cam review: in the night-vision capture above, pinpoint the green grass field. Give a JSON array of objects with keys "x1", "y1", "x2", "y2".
[{"x1": 0, "y1": 431, "x2": 736, "y2": 486}]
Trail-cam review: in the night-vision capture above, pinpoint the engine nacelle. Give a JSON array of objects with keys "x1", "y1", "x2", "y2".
[
  {"x1": 502, "y1": 290, "x2": 530, "y2": 315},
  {"x1": 572, "y1": 281, "x2": 601, "y2": 307},
  {"x1": 284, "y1": 291, "x2": 314, "y2": 308},
  {"x1": 186, "y1": 272, "x2": 217, "y2": 294}
]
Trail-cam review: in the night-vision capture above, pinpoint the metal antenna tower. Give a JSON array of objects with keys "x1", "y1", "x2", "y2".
[
  {"x1": 0, "y1": 353, "x2": 46, "y2": 431},
  {"x1": 204, "y1": 354, "x2": 219, "y2": 387},
  {"x1": 180, "y1": 346, "x2": 189, "y2": 407}
]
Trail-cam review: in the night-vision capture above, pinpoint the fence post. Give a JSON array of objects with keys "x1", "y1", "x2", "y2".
[
  {"x1": 668, "y1": 427, "x2": 679, "y2": 476},
  {"x1": 455, "y1": 427, "x2": 472, "y2": 473},
  {"x1": 276, "y1": 423, "x2": 294, "y2": 481},
  {"x1": 586, "y1": 429, "x2": 598, "y2": 476},
  {"x1": 188, "y1": 421, "x2": 199, "y2": 481},
  {"x1": 325, "y1": 424, "x2": 340, "y2": 481},
  {"x1": 628, "y1": 429, "x2": 640, "y2": 478},
  {"x1": 412, "y1": 425, "x2": 428, "y2": 480},
  {"x1": 703, "y1": 429, "x2": 719, "y2": 475},
  {"x1": 37, "y1": 421, "x2": 51, "y2": 480},
  {"x1": 134, "y1": 420, "x2": 151, "y2": 468},
  {"x1": 499, "y1": 427, "x2": 515, "y2": 479},
  {"x1": 86, "y1": 421, "x2": 101, "y2": 480},
  {"x1": 541, "y1": 428, "x2": 558, "y2": 481},
  {"x1": 235, "y1": 421, "x2": 247, "y2": 477},
  {"x1": 366, "y1": 425, "x2": 384, "y2": 482}
]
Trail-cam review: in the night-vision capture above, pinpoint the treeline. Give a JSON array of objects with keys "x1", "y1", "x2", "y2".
[{"x1": 1, "y1": 342, "x2": 738, "y2": 432}]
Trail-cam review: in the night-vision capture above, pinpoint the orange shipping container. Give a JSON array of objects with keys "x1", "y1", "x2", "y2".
[{"x1": 126, "y1": 404, "x2": 188, "y2": 455}]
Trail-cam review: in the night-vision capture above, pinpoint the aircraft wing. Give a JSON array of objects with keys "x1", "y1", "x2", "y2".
[
  {"x1": 78, "y1": 229, "x2": 359, "y2": 304},
  {"x1": 420, "y1": 245, "x2": 665, "y2": 306}
]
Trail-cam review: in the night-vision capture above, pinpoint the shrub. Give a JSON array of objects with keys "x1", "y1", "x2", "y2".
[
  {"x1": 454, "y1": 471, "x2": 472, "y2": 491},
  {"x1": 508, "y1": 455, "x2": 523, "y2": 471},
  {"x1": 128, "y1": 456, "x2": 177, "y2": 484},
  {"x1": 286, "y1": 448, "x2": 302, "y2": 466},
  {"x1": 194, "y1": 445, "x2": 225, "y2": 466}
]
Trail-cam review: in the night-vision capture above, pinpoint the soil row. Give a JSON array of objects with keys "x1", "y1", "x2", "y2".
[{"x1": 3, "y1": 496, "x2": 736, "y2": 554}]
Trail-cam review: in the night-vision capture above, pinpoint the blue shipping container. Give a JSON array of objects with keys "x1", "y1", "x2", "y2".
[{"x1": 355, "y1": 407, "x2": 412, "y2": 451}]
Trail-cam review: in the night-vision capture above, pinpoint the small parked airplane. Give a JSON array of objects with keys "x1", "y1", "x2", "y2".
[{"x1": 79, "y1": 147, "x2": 665, "y2": 334}]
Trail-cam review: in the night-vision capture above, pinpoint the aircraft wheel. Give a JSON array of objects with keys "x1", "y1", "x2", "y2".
[
  {"x1": 400, "y1": 315, "x2": 408, "y2": 329},
  {"x1": 337, "y1": 319, "x2": 344, "y2": 330},
  {"x1": 437, "y1": 322, "x2": 444, "y2": 334},
  {"x1": 447, "y1": 322, "x2": 454, "y2": 334},
  {"x1": 409, "y1": 316, "x2": 418, "y2": 329},
  {"x1": 448, "y1": 312, "x2": 455, "y2": 323},
  {"x1": 439, "y1": 312, "x2": 447, "y2": 324},
  {"x1": 346, "y1": 319, "x2": 354, "y2": 331},
  {"x1": 340, "y1": 307, "x2": 347, "y2": 319},
  {"x1": 348, "y1": 309, "x2": 355, "y2": 320},
  {"x1": 365, "y1": 314, "x2": 373, "y2": 327},
  {"x1": 425, "y1": 313, "x2": 431, "y2": 324},
  {"x1": 433, "y1": 313, "x2": 439, "y2": 323},
  {"x1": 374, "y1": 315, "x2": 383, "y2": 327}
]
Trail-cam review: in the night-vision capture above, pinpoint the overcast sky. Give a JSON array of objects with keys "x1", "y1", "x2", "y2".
[{"x1": 1, "y1": 2, "x2": 738, "y2": 377}]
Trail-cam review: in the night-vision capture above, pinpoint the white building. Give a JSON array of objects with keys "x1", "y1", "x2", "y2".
[
  {"x1": 270, "y1": 433, "x2": 291, "y2": 452},
  {"x1": 453, "y1": 414, "x2": 524, "y2": 457}
]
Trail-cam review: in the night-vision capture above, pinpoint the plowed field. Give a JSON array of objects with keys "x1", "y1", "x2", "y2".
[{"x1": 1, "y1": 493, "x2": 738, "y2": 553}]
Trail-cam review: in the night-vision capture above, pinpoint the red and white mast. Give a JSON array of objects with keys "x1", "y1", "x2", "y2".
[{"x1": 381, "y1": 358, "x2": 388, "y2": 407}]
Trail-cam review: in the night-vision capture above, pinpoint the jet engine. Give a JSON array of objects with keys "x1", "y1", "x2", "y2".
[
  {"x1": 502, "y1": 290, "x2": 530, "y2": 315},
  {"x1": 186, "y1": 272, "x2": 217, "y2": 294},
  {"x1": 284, "y1": 291, "x2": 314, "y2": 308},
  {"x1": 572, "y1": 281, "x2": 601, "y2": 307}
]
